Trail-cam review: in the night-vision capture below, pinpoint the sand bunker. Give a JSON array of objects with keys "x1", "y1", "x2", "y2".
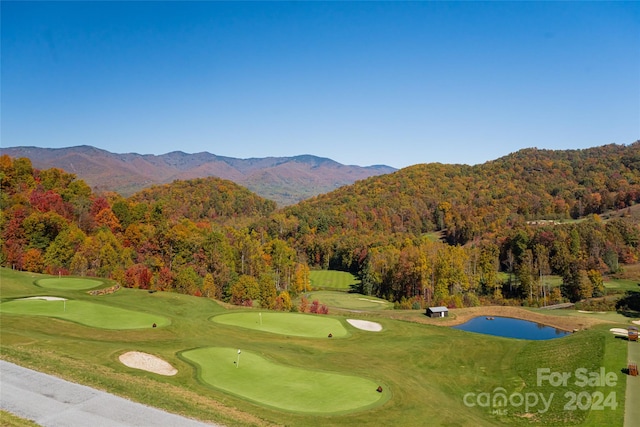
[
  {"x1": 610, "y1": 328, "x2": 629, "y2": 336},
  {"x1": 19, "y1": 296, "x2": 67, "y2": 301},
  {"x1": 632, "y1": 320, "x2": 640, "y2": 326},
  {"x1": 119, "y1": 351, "x2": 177, "y2": 376},
  {"x1": 347, "y1": 319, "x2": 383, "y2": 332},
  {"x1": 357, "y1": 298, "x2": 387, "y2": 304}
]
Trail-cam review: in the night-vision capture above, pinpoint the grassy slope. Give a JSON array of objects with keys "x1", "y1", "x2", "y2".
[
  {"x1": 305, "y1": 290, "x2": 393, "y2": 311},
  {"x1": 0, "y1": 268, "x2": 629, "y2": 426},
  {"x1": 604, "y1": 278, "x2": 640, "y2": 293}
]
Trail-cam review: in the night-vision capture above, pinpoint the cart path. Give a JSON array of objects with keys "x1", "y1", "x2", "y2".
[
  {"x1": 625, "y1": 340, "x2": 640, "y2": 427},
  {"x1": 0, "y1": 360, "x2": 220, "y2": 427}
]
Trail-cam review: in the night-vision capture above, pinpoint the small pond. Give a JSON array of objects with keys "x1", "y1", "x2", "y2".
[{"x1": 452, "y1": 316, "x2": 570, "y2": 340}]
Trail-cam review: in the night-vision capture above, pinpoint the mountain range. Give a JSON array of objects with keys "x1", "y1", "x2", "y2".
[{"x1": 0, "y1": 145, "x2": 396, "y2": 206}]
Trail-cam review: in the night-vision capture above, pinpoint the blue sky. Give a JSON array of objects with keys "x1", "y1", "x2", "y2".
[{"x1": 2, "y1": 1, "x2": 639, "y2": 169}]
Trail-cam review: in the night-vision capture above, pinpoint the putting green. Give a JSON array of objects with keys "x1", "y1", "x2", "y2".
[
  {"x1": 181, "y1": 347, "x2": 386, "y2": 414},
  {"x1": 306, "y1": 291, "x2": 392, "y2": 311},
  {"x1": 0, "y1": 299, "x2": 169, "y2": 329},
  {"x1": 36, "y1": 277, "x2": 103, "y2": 290},
  {"x1": 212, "y1": 311, "x2": 348, "y2": 338}
]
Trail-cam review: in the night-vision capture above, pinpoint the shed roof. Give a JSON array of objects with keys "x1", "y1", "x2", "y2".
[{"x1": 428, "y1": 306, "x2": 448, "y2": 312}]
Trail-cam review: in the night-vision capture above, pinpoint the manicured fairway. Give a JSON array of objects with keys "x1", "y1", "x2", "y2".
[
  {"x1": 1, "y1": 268, "x2": 631, "y2": 426},
  {"x1": 181, "y1": 347, "x2": 386, "y2": 414},
  {"x1": 0, "y1": 299, "x2": 169, "y2": 329},
  {"x1": 306, "y1": 290, "x2": 392, "y2": 310},
  {"x1": 309, "y1": 270, "x2": 359, "y2": 290},
  {"x1": 212, "y1": 311, "x2": 348, "y2": 337},
  {"x1": 35, "y1": 277, "x2": 103, "y2": 290},
  {"x1": 604, "y1": 278, "x2": 640, "y2": 292}
]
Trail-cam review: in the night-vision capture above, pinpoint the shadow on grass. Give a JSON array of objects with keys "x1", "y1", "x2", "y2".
[{"x1": 615, "y1": 291, "x2": 640, "y2": 318}]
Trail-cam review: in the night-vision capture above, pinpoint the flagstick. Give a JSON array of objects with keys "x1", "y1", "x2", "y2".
[{"x1": 236, "y1": 349, "x2": 241, "y2": 368}]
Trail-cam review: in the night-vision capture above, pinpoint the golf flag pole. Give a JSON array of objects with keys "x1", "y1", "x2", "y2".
[
  {"x1": 259, "y1": 312, "x2": 262, "y2": 325},
  {"x1": 236, "y1": 349, "x2": 241, "y2": 368}
]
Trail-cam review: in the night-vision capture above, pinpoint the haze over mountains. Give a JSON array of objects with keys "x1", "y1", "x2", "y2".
[{"x1": 0, "y1": 145, "x2": 396, "y2": 206}]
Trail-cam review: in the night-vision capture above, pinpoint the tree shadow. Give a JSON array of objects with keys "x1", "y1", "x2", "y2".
[{"x1": 615, "y1": 291, "x2": 640, "y2": 318}]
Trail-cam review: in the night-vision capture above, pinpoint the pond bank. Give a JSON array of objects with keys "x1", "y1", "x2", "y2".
[{"x1": 385, "y1": 305, "x2": 616, "y2": 332}]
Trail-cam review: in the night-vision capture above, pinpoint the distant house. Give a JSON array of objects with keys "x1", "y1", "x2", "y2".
[{"x1": 426, "y1": 306, "x2": 449, "y2": 318}]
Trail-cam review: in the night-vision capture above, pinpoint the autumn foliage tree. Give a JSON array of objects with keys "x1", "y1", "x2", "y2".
[{"x1": 3, "y1": 144, "x2": 640, "y2": 309}]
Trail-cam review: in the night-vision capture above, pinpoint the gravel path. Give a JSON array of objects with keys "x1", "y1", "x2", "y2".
[{"x1": 0, "y1": 360, "x2": 220, "y2": 427}]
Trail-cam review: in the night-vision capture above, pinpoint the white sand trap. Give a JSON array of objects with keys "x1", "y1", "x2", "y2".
[
  {"x1": 578, "y1": 310, "x2": 606, "y2": 314},
  {"x1": 632, "y1": 320, "x2": 640, "y2": 326},
  {"x1": 347, "y1": 319, "x2": 383, "y2": 332},
  {"x1": 357, "y1": 298, "x2": 387, "y2": 304},
  {"x1": 20, "y1": 296, "x2": 67, "y2": 301},
  {"x1": 119, "y1": 351, "x2": 177, "y2": 376},
  {"x1": 610, "y1": 328, "x2": 629, "y2": 336}
]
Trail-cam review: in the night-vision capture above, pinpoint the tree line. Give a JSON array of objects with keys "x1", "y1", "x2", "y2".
[{"x1": 2, "y1": 142, "x2": 640, "y2": 309}]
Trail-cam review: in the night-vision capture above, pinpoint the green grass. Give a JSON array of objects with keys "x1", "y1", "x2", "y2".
[
  {"x1": 181, "y1": 346, "x2": 386, "y2": 414},
  {"x1": 604, "y1": 278, "x2": 640, "y2": 293},
  {"x1": 0, "y1": 410, "x2": 40, "y2": 427},
  {"x1": 35, "y1": 277, "x2": 103, "y2": 290},
  {"x1": 309, "y1": 270, "x2": 360, "y2": 290},
  {"x1": 211, "y1": 312, "x2": 349, "y2": 338},
  {"x1": 0, "y1": 267, "x2": 630, "y2": 427},
  {"x1": 0, "y1": 299, "x2": 170, "y2": 329},
  {"x1": 533, "y1": 307, "x2": 635, "y2": 325},
  {"x1": 305, "y1": 290, "x2": 393, "y2": 311},
  {"x1": 514, "y1": 327, "x2": 626, "y2": 425}
]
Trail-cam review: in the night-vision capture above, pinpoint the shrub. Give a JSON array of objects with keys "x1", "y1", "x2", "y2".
[
  {"x1": 309, "y1": 300, "x2": 320, "y2": 314},
  {"x1": 299, "y1": 295, "x2": 309, "y2": 313}
]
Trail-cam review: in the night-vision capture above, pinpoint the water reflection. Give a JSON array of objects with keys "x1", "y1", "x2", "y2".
[{"x1": 452, "y1": 316, "x2": 570, "y2": 340}]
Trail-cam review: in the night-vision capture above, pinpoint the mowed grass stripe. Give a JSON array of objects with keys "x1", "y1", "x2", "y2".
[
  {"x1": 309, "y1": 270, "x2": 359, "y2": 290},
  {"x1": 181, "y1": 347, "x2": 386, "y2": 414},
  {"x1": 0, "y1": 299, "x2": 169, "y2": 330},
  {"x1": 212, "y1": 312, "x2": 348, "y2": 338}
]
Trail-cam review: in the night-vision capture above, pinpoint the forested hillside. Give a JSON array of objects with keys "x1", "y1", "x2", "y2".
[
  {"x1": 0, "y1": 145, "x2": 396, "y2": 206},
  {"x1": 2, "y1": 142, "x2": 640, "y2": 309},
  {"x1": 284, "y1": 143, "x2": 640, "y2": 245}
]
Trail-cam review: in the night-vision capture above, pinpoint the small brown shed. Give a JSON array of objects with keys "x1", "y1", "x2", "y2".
[{"x1": 426, "y1": 306, "x2": 449, "y2": 318}]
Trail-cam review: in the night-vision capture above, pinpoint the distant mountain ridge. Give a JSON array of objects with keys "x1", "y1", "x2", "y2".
[{"x1": 0, "y1": 145, "x2": 396, "y2": 206}]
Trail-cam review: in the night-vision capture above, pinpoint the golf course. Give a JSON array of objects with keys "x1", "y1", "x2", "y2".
[
  {"x1": 0, "y1": 298, "x2": 170, "y2": 329},
  {"x1": 212, "y1": 312, "x2": 350, "y2": 338},
  {"x1": 181, "y1": 346, "x2": 386, "y2": 414},
  {"x1": 0, "y1": 267, "x2": 636, "y2": 426}
]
